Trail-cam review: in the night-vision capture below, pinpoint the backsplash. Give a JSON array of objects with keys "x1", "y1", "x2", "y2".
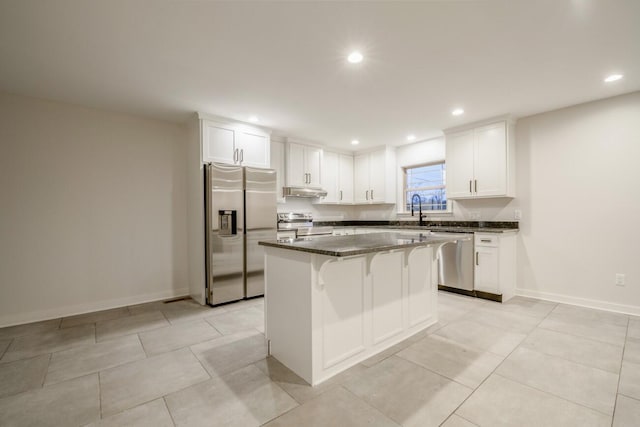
[{"x1": 277, "y1": 196, "x2": 520, "y2": 222}]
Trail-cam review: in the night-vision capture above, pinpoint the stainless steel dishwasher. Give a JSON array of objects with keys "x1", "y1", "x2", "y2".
[{"x1": 434, "y1": 233, "x2": 475, "y2": 296}]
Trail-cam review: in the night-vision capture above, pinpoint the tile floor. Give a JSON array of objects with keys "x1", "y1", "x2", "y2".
[{"x1": 0, "y1": 293, "x2": 639, "y2": 426}]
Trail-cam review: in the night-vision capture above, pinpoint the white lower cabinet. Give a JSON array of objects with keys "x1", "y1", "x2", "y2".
[
  {"x1": 264, "y1": 245, "x2": 438, "y2": 385},
  {"x1": 474, "y1": 233, "x2": 516, "y2": 301}
]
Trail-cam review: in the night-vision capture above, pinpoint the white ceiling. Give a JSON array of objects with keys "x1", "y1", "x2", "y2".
[{"x1": 1, "y1": 1, "x2": 638, "y2": 151}]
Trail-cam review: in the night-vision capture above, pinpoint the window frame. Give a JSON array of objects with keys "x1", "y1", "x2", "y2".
[{"x1": 401, "y1": 160, "x2": 452, "y2": 214}]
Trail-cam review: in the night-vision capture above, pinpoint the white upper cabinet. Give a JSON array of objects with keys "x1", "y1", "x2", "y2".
[
  {"x1": 338, "y1": 153, "x2": 354, "y2": 203},
  {"x1": 319, "y1": 150, "x2": 354, "y2": 204},
  {"x1": 270, "y1": 140, "x2": 286, "y2": 203},
  {"x1": 353, "y1": 147, "x2": 396, "y2": 204},
  {"x1": 445, "y1": 118, "x2": 515, "y2": 199},
  {"x1": 286, "y1": 141, "x2": 322, "y2": 187},
  {"x1": 201, "y1": 117, "x2": 270, "y2": 168}
]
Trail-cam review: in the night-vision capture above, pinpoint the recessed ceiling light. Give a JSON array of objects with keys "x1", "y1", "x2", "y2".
[
  {"x1": 407, "y1": 134, "x2": 416, "y2": 141},
  {"x1": 249, "y1": 115, "x2": 259, "y2": 123},
  {"x1": 452, "y1": 108, "x2": 464, "y2": 116},
  {"x1": 351, "y1": 139, "x2": 360, "y2": 145},
  {"x1": 347, "y1": 51, "x2": 363, "y2": 64},
  {"x1": 604, "y1": 74, "x2": 623, "y2": 83}
]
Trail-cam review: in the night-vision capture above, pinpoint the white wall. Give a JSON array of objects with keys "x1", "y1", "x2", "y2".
[
  {"x1": 0, "y1": 92, "x2": 189, "y2": 326},
  {"x1": 514, "y1": 91, "x2": 640, "y2": 314}
]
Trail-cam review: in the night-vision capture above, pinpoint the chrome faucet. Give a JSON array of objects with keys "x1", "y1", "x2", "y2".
[{"x1": 410, "y1": 194, "x2": 426, "y2": 226}]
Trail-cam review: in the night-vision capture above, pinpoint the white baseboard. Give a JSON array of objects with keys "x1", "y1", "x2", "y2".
[
  {"x1": 516, "y1": 288, "x2": 640, "y2": 317},
  {"x1": 0, "y1": 287, "x2": 191, "y2": 328}
]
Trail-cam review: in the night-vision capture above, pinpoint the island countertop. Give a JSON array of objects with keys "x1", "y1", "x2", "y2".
[{"x1": 258, "y1": 231, "x2": 468, "y2": 257}]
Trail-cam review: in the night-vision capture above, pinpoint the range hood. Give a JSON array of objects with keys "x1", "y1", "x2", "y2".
[{"x1": 282, "y1": 186, "x2": 328, "y2": 198}]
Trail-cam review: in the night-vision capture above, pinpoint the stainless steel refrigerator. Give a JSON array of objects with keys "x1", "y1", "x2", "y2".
[{"x1": 204, "y1": 163, "x2": 277, "y2": 305}]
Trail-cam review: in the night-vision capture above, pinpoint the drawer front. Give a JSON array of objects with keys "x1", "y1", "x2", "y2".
[{"x1": 474, "y1": 233, "x2": 499, "y2": 247}]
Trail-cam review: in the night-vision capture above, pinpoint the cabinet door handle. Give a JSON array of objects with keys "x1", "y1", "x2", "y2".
[
  {"x1": 308, "y1": 173, "x2": 311, "y2": 184},
  {"x1": 370, "y1": 189, "x2": 374, "y2": 200},
  {"x1": 233, "y1": 148, "x2": 238, "y2": 163},
  {"x1": 476, "y1": 252, "x2": 479, "y2": 266},
  {"x1": 469, "y1": 180, "x2": 472, "y2": 194},
  {"x1": 474, "y1": 179, "x2": 477, "y2": 193},
  {"x1": 240, "y1": 149, "x2": 244, "y2": 163},
  {"x1": 480, "y1": 239, "x2": 491, "y2": 243},
  {"x1": 340, "y1": 190, "x2": 343, "y2": 201},
  {"x1": 365, "y1": 190, "x2": 369, "y2": 200}
]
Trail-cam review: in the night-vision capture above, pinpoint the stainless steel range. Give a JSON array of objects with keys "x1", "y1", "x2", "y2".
[{"x1": 276, "y1": 212, "x2": 333, "y2": 239}]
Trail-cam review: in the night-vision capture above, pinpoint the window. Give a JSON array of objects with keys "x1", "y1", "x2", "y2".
[{"x1": 403, "y1": 162, "x2": 448, "y2": 212}]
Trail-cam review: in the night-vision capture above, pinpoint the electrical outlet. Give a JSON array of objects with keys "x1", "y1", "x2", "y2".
[
  {"x1": 514, "y1": 210, "x2": 522, "y2": 220},
  {"x1": 615, "y1": 273, "x2": 625, "y2": 286}
]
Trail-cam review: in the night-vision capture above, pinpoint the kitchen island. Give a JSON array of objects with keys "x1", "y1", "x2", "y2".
[{"x1": 259, "y1": 231, "x2": 464, "y2": 385}]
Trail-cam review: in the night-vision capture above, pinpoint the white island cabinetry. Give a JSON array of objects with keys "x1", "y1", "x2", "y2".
[{"x1": 263, "y1": 239, "x2": 442, "y2": 386}]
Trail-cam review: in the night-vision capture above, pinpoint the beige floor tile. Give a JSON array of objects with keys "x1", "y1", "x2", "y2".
[
  {"x1": 552, "y1": 304, "x2": 629, "y2": 326},
  {"x1": 0, "y1": 318, "x2": 61, "y2": 341},
  {"x1": 438, "y1": 304, "x2": 474, "y2": 325},
  {"x1": 407, "y1": 321, "x2": 445, "y2": 342},
  {"x1": 206, "y1": 307, "x2": 264, "y2": 335},
  {"x1": 629, "y1": 318, "x2": 640, "y2": 340},
  {"x1": 139, "y1": 319, "x2": 221, "y2": 356},
  {"x1": 438, "y1": 292, "x2": 487, "y2": 309},
  {"x1": 496, "y1": 346, "x2": 619, "y2": 415},
  {"x1": 360, "y1": 339, "x2": 413, "y2": 368},
  {"x1": 61, "y1": 307, "x2": 130, "y2": 329},
  {"x1": 161, "y1": 300, "x2": 227, "y2": 324},
  {"x1": 1, "y1": 323, "x2": 95, "y2": 363},
  {"x1": 255, "y1": 356, "x2": 369, "y2": 404},
  {"x1": 99, "y1": 347, "x2": 210, "y2": 417},
  {"x1": 165, "y1": 364, "x2": 297, "y2": 427},
  {"x1": 96, "y1": 310, "x2": 168, "y2": 342},
  {"x1": 613, "y1": 394, "x2": 640, "y2": 427},
  {"x1": 0, "y1": 354, "x2": 49, "y2": 398},
  {"x1": 441, "y1": 414, "x2": 478, "y2": 427},
  {"x1": 483, "y1": 296, "x2": 557, "y2": 318},
  {"x1": 462, "y1": 306, "x2": 542, "y2": 334},
  {"x1": 624, "y1": 338, "x2": 640, "y2": 364},
  {"x1": 191, "y1": 330, "x2": 267, "y2": 378},
  {"x1": 457, "y1": 374, "x2": 611, "y2": 427},
  {"x1": 84, "y1": 398, "x2": 174, "y2": 427},
  {"x1": 522, "y1": 328, "x2": 623, "y2": 373},
  {"x1": 397, "y1": 335, "x2": 503, "y2": 388},
  {"x1": 434, "y1": 319, "x2": 526, "y2": 356},
  {"x1": 45, "y1": 334, "x2": 145, "y2": 385},
  {"x1": 539, "y1": 313, "x2": 628, "y2": 346},
  {"x1": 0, "y1": 374, "x2": 100, "y2": 427},
  {"x1": 344, "y1": 356, "x2": 472, "y2": 427},
  {"x1": 619, "y1": 360, "x2": 640, "y2": 400},
  {"x1": 223, "y1": 297, "x2": 264, "y2": 313},
  {"x1": 264, "y1": 386, "x2": 399, "y2": 427},
  {"x1": 127, "y1": 300, "x2": 173, "y2": 315},
  {"x1": 0, "y1": 339, "x2": 11, "y2": 358}
]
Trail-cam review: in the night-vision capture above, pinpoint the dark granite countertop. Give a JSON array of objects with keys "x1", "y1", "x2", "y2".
[
  {"x1": 313, "y1": 220, "x2": 518, "y2": 234},
  {"x1": 259, "y1": 231, "x2": 468, "y2": 257}
]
